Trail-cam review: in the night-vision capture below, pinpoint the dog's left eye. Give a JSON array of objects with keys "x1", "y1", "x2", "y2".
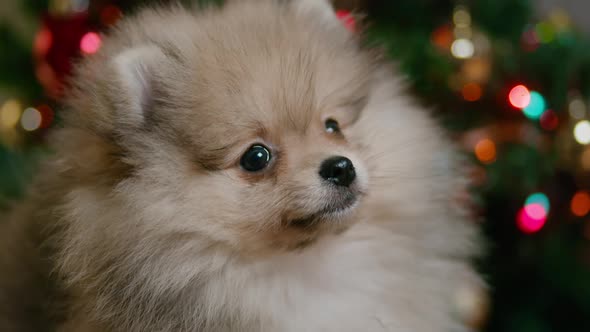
[
  {"x1": 240, "y1": 145, "x2": 272, "y2": 172},
  {"x1": 325, "y1": 119, "x2": 340, "y2": 134}
]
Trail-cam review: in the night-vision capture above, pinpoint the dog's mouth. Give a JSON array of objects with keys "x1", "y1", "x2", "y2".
[{"x1": 289, "y1": 191, "x2": 360, "y2": 229}]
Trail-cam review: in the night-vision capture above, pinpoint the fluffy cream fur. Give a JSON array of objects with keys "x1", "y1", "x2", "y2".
[{"x1": 0, "y1": 0, "x2": 481, "y2": 331}]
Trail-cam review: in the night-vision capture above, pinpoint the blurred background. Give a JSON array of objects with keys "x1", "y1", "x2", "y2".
[{"x1": 1, "y1": 0, "x2": 590, "y2": 331}]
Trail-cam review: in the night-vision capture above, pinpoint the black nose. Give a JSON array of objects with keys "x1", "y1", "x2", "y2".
[{"x1": 319, "y1": 156, "x2": 356, "y2": 187}]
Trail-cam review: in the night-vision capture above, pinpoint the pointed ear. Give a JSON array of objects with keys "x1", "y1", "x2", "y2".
[
  {"x1": 292, "y1": 0, "x2": 337, "y2": 24},
  {"x1": 111, "y1": 45, "x2": 167, "y2": 125}
]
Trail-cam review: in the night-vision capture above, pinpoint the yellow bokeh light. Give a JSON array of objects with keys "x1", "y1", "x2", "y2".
[
  {"x1": 573, "y1": 120, "x2": 590, "y2": 145},
  {"x1": 1, "y1": 100, "x2": 22, "y2": 129},
  {"x1": 548, "y1": 9, "x2": 571, "y2": 31},
  {"x1": 21, "y1": 107, "x2": 42, "y2": 132},
  {"x1": 453, "y1": 7, "x2": 472, "y2": 28}
]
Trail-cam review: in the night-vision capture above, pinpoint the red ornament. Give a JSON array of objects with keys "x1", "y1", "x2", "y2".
[{"x1": 336, "y1": 10, "x2": 356, "y2": 33}]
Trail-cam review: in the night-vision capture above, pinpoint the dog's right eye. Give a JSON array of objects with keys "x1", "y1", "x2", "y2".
[{"x1": 240, "y1": 145, "x2": 272, "y2": 172}]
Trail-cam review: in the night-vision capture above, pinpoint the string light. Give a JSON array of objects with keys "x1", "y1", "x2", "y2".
[
  {"x1": 521, "y1": 28, "x2": 540, "y2": 52},
  {"x1": 508, "y1": 85, "x2": 531, "y2": 109},
  {"x1": 100, "y1": 5, "x2": 122, "y2": 26},
  {"x1": 517, "y1": 206, "x2": 547, "y2": 234},
  {"x1": 474, "y1": 139, "x2": 496, "y2": 164},
  {"x1": 1, "y1": 100, "x2": 22, "y2": 129},
  {"x1": 518, "y1": 193, "x2": 550, "y2": 234},
  {"x1": 524, "y1": 203, "x2": 547, "y2": 220},
  {"x1": 548, "y1": 9, "x2": 572, "y2": 31},
  {"x1": 568, "y1": 97, "x2": 586, "y2": 119},
  {"x1": 523, "y1": 91, "x2": 546, "y2": 120},
  {"x1": 571, "y1": 191, "x2": 590, "y2": 217},
  {"x1": 21, "y1": 107, "x2": 42, "y2": 132},
  {"x1": 462, "y1": 83, "x2": 482, "y2": 101},
  {"x1": 335, "y1": 10, "x2": 356, "y2": 33},
  {"x1": 453, "y1": 6, "x2": 471, "y2": 27},
  {"x1": 34, "y1": 28, "x2": 53, "y2": 57},
  {"x1": 573, "y1": 120, "x2": 590, "y2": 145},
  {"x1": 525, "y1": 192, "x2": 550, "y2": 212},
  {"x1": 535, "y1": 22, "x2": 555, "y2": 43},
  {"x1": 71, "y1": 0, "x2": 89, "y2": 13},
  {"x1": 582, "y1": 147, "x2": 590, "y2": 170},
  {"x1": 540, "y1": 110, "x2": 559, "y2": 131},
  {"x1": 80, "y1": 32, "x2": 102, "y2": 54},
  {"x1": 452, "y1": 5, "x2": 473, "y2": 40},
  {"x1": 36, "y1": 104, "x2": 55, "y2": 129},
  {"x1": 49, "y1": 0, "x2": 88, "y2": 14},
  {"x1": 451, "y1": 38, "x2": 475, "y2": 59},
  {"x1": 431, "y1": 25, "x2": 454, "y2": 50}
]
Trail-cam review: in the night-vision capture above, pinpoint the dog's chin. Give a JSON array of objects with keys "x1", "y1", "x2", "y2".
[{"x1": 289, "y1": 193, "x2": 360, "y2": 230}]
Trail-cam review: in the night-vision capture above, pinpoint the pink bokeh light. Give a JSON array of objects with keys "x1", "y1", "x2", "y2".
[
  {"x1": 517, "y1": 204, "x2": 547, "y2": 234},
  {"x1": 80, "y1": 32, "x2": 102, "y2": 54},
  {"x1": 508, "y1": 85, "x2": 531, "y2": 109}
]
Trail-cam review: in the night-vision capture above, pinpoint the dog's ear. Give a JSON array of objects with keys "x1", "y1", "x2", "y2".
[
  {"x1": 111, "y1": 45, "x2": 167, "y2": 125},
  {"x1": 292, "y1": 0, "x2": 337, "y2": 24}
]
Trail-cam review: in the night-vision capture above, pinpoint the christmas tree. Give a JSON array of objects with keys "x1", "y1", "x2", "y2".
[{"x1": 1, "y1": 0, "x2": 589, "y2": 331}]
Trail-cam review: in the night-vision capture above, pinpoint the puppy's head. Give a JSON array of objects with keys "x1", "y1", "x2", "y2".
[{"x1": 60, "y1": 0, "x2": 374, "y2": 255}]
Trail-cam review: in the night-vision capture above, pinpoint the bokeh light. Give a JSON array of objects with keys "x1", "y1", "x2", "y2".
[
  {"x1": 524, "y1": 203, "x2": 547, "y2": 220},
  {"x1": 431, "y1": 25, "x2": 454, "y2": 50},
  {"x1": 451, "y1": 38, "x2": 474, "y2": 59},
  {"x1": 569, "y1": 97, "x2": 586, "y2": 119},
  {"x1": 36, "y1": 104, "x2": 55, "y2": 129},
  {"x1": 517, "y1": 206, "x2": 547, "y2": 234},
  {"x1": 453, "y1": 6, "x2": 471, "y2": 27},
  {"x1": 462, "y1": 83, "x2": 482, "y2": 101},
  {"x1": 80, "y1": 32, "x2": 102, "y2": 54},
  {"x1": 21, "y1": 107, "x2": 42, "y2": 132},
  {"x1": 1, "y1": 100, "x2": 22, "y2": 129},
  {"x1": 101, "y1": 5, "x2": 122, "y2": 26},
  {"x1": 335, "y1": 10, "x2": 356, "y2": 33},
  {"x1": 525, "y1": 193, "x2": 550, "y2": 213},
  {"x1": 71, "y1": 0, "x2": 89, "y2": 13},
  {"x1": 523, "y1": 91, "x2": 546, "y2": 120},
  {"x1": 571, "y1": 191, "x2": 590, "y2": 217},
  {"x1": 474, "y1": 139, "x2": 496, "y2": 164},
  {"x1": 535, "y1": 22, "x2": 555, "y2": 43},
  {"x1": 582, "y1": 147, "x2": 590, "y2": 170},
  {"x1": 573, "y1": 120, "x2": 590, "y2": 144},
  {"x1": 539, "y1": 110, "x2": 559, "y2": 131},
  {"x1": 549, "y1": 9, "x2": 572, "y2": 31},
  {"x1": 34, "y1": 28, "x2": 53, "y2": 57},
  {"x1": 521, "y1": 28, "x2": 540, "y2": 52},
  {"x1": 508, "y1": 85, "x2": 531, "y2": 109},
  {"x1": 518, "y1": 193, "x2": 550, "y2": 234}
]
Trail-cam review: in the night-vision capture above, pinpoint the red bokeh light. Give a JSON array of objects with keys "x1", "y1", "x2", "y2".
[
  {"x1": 540, "y1": 110, "x2": 559, "y2": 131},
  {"x1": 101, "y1": 5, "x2": 123, "y2": 26},
  {"x1": 462, "y1": 83, "x2": 483, "y2": 102},
  {"x1": 571, "y1": 191, "x2": 590, "y2": 217},
  {"x1": 34, "y1": 28, "x2": 53, "y2": 57},
  {"x1": 431, "y1": 25, "x2": 454, "y2": 50},
  {"x1": 336, "y1": 10, "x2": 356, "y2": 33}
]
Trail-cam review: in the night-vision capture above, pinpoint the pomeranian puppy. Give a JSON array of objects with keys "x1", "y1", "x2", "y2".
[{"x1": 0, "y1": 0, "x2": 482, "y2": 331}]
